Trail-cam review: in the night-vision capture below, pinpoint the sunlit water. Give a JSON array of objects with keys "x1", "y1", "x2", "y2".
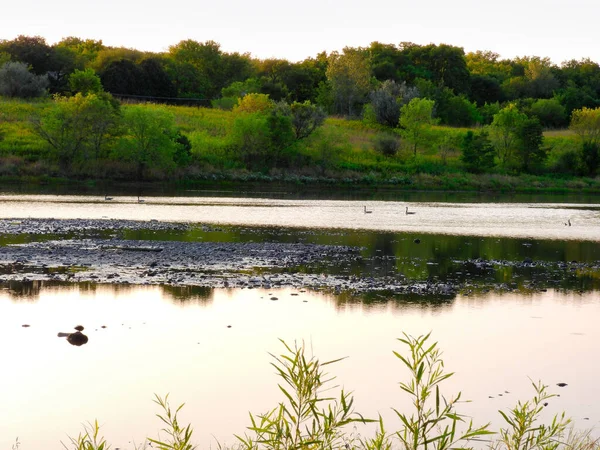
[
  {"x1": 1, "y1": 194, "x2": 599, "y2": 241},
  {"x1": 0, "y1": 192, "x2": 599, "y2": 448},
  {"x1": 1, "y1": 284, "x2": 599, "y2": 449}
]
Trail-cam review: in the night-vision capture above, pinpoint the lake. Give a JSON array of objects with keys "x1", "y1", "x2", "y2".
[{"x1": 0, "y1": 189, "x2": 599, "y2": 449}]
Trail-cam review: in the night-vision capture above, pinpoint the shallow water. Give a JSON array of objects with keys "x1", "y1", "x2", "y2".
[
  {"x1": 0, "y1": 191, "x2": 599, "y2": 448},
  {"x1": 1, "y1": 283, "x2": 599, "y2": 449},
  {"x1": 1, "y1": 194, "x2": 599, "y2": 241}
]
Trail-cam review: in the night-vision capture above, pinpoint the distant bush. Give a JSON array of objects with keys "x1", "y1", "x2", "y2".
[
  {"x1": 374, "y1": 133, "x2": 401, "y2": 156},
  {"x1": 0, "y1": 61, "x2": 48, "y2": 98}
]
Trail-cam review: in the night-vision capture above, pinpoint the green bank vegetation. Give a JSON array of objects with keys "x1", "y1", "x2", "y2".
[
  {"x1": 1, "y1": 36, "x2": 600, "y2": 191},
  {"x1": 54, "y1": 333, "x2": 596, "y2": 450}
]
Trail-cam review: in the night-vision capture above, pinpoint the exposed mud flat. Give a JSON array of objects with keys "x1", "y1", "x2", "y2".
[{"x1": 0, "y1": 218, "x2": 598, "y2": 297}]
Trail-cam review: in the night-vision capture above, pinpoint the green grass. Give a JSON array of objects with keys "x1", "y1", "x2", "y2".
[{"x1": 1, "y1": 97, "x2": 598, "y2": 193}]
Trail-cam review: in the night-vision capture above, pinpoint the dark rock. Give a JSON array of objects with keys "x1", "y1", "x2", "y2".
[{"x1": 22, "y1": 324, "x2": 30, "y2": 328}]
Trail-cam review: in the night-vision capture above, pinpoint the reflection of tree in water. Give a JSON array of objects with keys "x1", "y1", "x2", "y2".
[
  {"x1": 332, "y1": 289, "x2": 456, "y2": 310},
  {"x1": 4, "y1": 280, "x2": 45, "y2": 301},
  {"x1": 161, "y1": 285, "x2": 213, "y2": 305}
]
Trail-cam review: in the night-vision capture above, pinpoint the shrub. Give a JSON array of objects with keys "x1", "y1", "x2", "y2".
[
  {"x1": 374, "y1": 133, "x2": 401, "y2": 156},
  {"x1": 0, "y1": 61, "x2": 48, "y2": 98}
]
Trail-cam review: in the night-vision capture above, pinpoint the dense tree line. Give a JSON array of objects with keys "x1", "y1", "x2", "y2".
[
  {"x1": 1, "y1": 35, "x2": 600, "y2": 178},
  {"x1": 2, "y1": 35, "x2": 600, "y2": 126}
]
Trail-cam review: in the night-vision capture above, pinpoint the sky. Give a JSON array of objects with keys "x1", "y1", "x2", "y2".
[{"x1": 2, "y1": 0, "x2": 599, "y2": 64}]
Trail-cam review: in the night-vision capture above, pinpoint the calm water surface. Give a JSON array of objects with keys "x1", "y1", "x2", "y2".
[
  {"x1": 1, "y1": 284, "x2": 599, "y2": 448},
  {"x1": 0, "y1": 192, "x2": 599, "y2": 448},
  {"x1": 0, "y1": 194, "x2": 599, "y2": 241}
]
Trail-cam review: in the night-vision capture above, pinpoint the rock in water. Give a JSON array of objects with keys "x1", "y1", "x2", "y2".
[{"x1": 66, "y1": 331, "x2": 89, "y2": 346}]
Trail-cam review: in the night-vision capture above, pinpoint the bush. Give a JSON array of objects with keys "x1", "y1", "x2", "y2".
[
  {"x1": 374, "y1": 133, "x2": 401, "y2": 156},
  {"x1": 0, "y1": 61, "x2": 48, "y2": 98}
]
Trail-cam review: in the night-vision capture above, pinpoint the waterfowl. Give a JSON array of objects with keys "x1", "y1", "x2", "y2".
[
  {"x1": 405, "y1": 206, "x2": 416, "y2": 215},
  {"x1": 364, "y1": 206, "x2": 372, "y2": 214}
]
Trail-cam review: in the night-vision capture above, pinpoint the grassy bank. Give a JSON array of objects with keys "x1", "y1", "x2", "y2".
[{"x1": 1, "y1": 98, "x2": 599, "y2": 194}]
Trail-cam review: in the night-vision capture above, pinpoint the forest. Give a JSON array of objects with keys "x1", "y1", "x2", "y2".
[{"x1": 1, "y1": 35, "x2": 600, "y2": 190}]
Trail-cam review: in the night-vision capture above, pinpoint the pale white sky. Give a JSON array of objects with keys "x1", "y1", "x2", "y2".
[{"x1": 2, "y1": 0, "x2": 599, "y2": 64}]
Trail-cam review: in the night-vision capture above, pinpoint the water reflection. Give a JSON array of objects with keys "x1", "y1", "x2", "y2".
[{"x1": 2, "y1": 282, "x2": 599, "y2": 449}]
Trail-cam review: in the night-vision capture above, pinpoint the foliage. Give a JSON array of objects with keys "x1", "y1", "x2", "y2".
[
  {"x1": 569, "y1": 107, "x2": 600, "y2": 145},
  {"x1": 460, "y1": 130, "x2": 496, "y2": 173},
  {"x1": 69, "y1": 68, "x2": 103, "y2": 95},
  {"x1": 369, "y1": 80, "x2": 420, "y2": 128},
  {"x1": 0, "y1": 61, "x2": 48, "y2": 98},
  {"x1": 529, "y1": 98, "x2": 567, "y2": 128},
  {"x1": 234, "y1": 93, "x2": 274, "y2": 114},
  {"x1": 275, "y1": 100, "x2": 326, "y2": 140},
  {"x1": 493, "y1": 380, "x2": 570, "y2": 450},
  {"x1": 581, "y1": 142, "x2": 600, "y2": 177},
  {"x1": 236, "y1": 339, "x2": 366, "y2": 450},
  {"x1": 30, "y1": 93, "x2": 120, "y2": 168},
  {"x1": 374, "y1": 133, "x2": 401, "y2": 156},
  {"x1": 61, "y1": 420, "x2": 110, "y2": 450},
  {"x1": 389, "y1": 332, "x2": 493, "y2": 450},
  {"x1": 489, "y1": 104, "x2": 529, "y2": 166},
  {"x1": 515, "y1": 118, "x2": 546, "y2": 173},
  {"x1": 399, "y1": 98, "x2": 438, "y2": 156},
  {"x1": 326, "y1": 48, "x2": 372, "y2": 116},
  {"x1": 148, "y1": 394, "x2": 196, "y2": 450},
  {"x1": 119, "y1": 105, "x2": 180, "y2": 178}
]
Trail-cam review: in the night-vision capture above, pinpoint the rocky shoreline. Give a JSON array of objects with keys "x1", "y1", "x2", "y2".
[{"x1": 0, "y1": 218, "x2": 598, "y2": 297}]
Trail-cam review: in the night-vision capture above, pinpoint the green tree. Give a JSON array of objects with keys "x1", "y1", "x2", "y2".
[
  {"x1": 31, "y1": 92, "x2": 121, "y2": 168},
  {"x1": 569, "y1": 107, "x2": 600, "y2": 176},
  {"x1": 369, "y1": 80, "x2": 419, "y2": 127},
  {"x1": 120, "y1": 106, "x2": 180, "y2": 179},
  {"x1": 489, "y1": 104, "x2": 528, "y2": 166},
  {"x1": 460, "y1": 130, "x2": 496, "y2": 173},
  {"x1": 285, "y1": 100, "x2": 326, "y2": 140},
  {"x1": 0, "y1": 61, "x2": 48, "y2": 98},
  {"x1": 399, "y1": 98, "x2": 438, "y2": 156},
  {"x1": 326, "y1": 48, "x2": 372, "y2": 116},
  {"x1": 233, "y1": 93, "x2": 274, "y2": 114},
  {"x1": 569, "y1": 106, "x2": 600, "y2": 145},
  {"x1": 69, "y1": 68, "x2": 103, "y2": 95},
  {"x1": 515, "y1": 117, "x2": 546, "y2": 173},
  {"x1": 529, "y1": 98, "x2": 567, "y2": 128}
]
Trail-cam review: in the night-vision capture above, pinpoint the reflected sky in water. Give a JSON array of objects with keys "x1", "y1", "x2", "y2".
[{"x1": 1, "y1": 283, "x2": 599, "y2": 449}]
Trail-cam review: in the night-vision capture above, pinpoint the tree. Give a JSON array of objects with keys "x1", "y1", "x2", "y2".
[
  {"x1": 460, "y1": 130, "x2": 495, "y2": 173},
  {"x1": 233, "y1": 93, "x2": 274, "y2": 114},
  {"x1": 489, "y1": 104, "x2": 528, "y2": 166},
  {"x1": 514, "y1": 118, "x2": 546, "y2": 173},
  {"x1": 275, "y1": 100, "x2": 326, "y2": 140},
  {"x1": 569, "y1": 107, "x2": 600, "y2": 145},
  {"x1": 0, "y1": 35, "x2": 54, "y2": 75},
  {"x1": 30, "y1": 92, "x2": 121, "y2": 168},
  {"x1": 529, "y1": 98, "x2": 567, "y2": 128},
  {"x1": 326, "y1": 48, "x2": 372, "y2": 116},
  {"x1": 121, "y1": 106, "x2": 180, "y2": 179},
  {"x1": 100, "y1": 59, "x2": 148, "y2": 95},
  {"x1": 569, "y1": 107, "x2": 600, "y2": 176},
  {"x1": 69, "y1": 68, "x2": 103, "y2": 95},
  {"x1": 399, "y1": 98, "x2": 438, "y2": 156},
  {"x1": 369, "y1": 80, "x2": 419, "y2": 127},
  {"x1": 0, "y1": 61, "x2": 48, "y2": 98}
]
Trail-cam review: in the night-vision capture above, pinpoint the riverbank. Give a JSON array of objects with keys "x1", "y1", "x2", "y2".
[{"x1": 2, "y1": 98, "x2": 599, "y2": 194}]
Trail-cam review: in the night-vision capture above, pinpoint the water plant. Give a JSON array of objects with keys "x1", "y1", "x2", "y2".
[
  {"x1": 493, "y1": 379, "x2": 571, "y2": 450},
  {"x1": 236, "y1": 339, "x2": 368, "y2": 450}
]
